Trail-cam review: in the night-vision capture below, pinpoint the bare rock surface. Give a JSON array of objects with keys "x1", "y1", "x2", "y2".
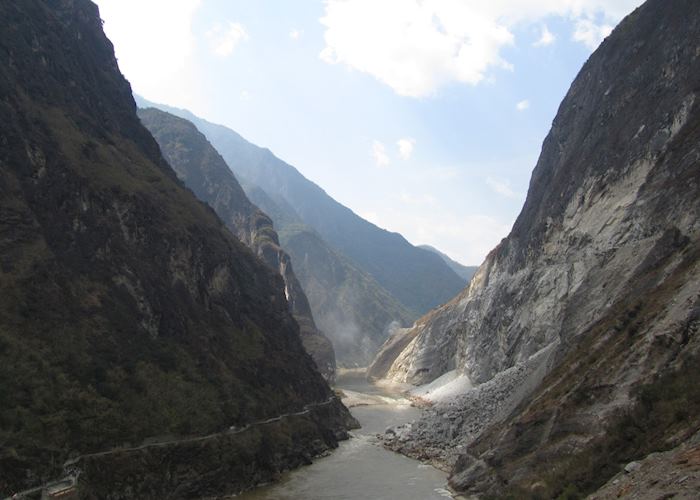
[
  {"x1": 369, "y1": 0, "x2": 700, "y2": 497},
  {"x1": 381, "y1": 342, "x2": 558, "y2": 469}
]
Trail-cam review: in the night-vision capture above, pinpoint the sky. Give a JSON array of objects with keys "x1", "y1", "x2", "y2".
[{"x1": 94, "y1": 0, "x2": 643, "y2": 265}]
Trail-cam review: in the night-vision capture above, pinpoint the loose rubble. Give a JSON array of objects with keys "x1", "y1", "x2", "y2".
[{"x1": 380, "y1": 343, "x2": 557, "y2": 469}]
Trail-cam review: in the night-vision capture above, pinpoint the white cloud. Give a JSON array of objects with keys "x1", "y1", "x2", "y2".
[
  {"x1": 206, "y1": 22, "x2": 248, "y2": 57},
  {"x1": 397, "y1": 138, "x2": 415, "y2": 160},
  {"x1": 516, "y1": 99, "x2": 530, "y2": 111},
  {"x1": 319, "y1": 0, "x2": 643, "y2": 97},
  {"x1": 320, "y1": 0, "x2": 514, "y2": 97},
  {"x1": 486, "y1": 177, "x2": 520, "y2": 198},
  {"x1": 240, "y1": 90, "x2": 251, "y2": 101},
  {"x1": 533, "y1": 24, "x2": 556, "y2": 46},
  {"x1": 290, "y1": 29, "x2": 303, "y2": 40},
  {"x1": 95, "y1": 0, "x2": 202, "y2": 106},
  {"x1": 573, "y1": 19, "x2": 614, "y2": 50},
  {"x1": 372, "y1": 140, "x2": 390, "y2": 167}
]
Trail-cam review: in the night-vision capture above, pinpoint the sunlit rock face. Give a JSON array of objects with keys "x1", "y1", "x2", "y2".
[
  {"x1": 372, "y1": 0, "x2": 700, "y2": 387},
  {"x1": 370, "y1": 0, "x2": 700, "y2": 496}
]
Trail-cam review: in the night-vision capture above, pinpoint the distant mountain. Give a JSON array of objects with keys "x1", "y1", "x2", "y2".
[
  {"x1": 418, "y1": 245, "x2": 477, "y2": 283},
  {"x1": 134, "y1": 96, "x2": 465, "y2": 316},
  {"x1": 135, "y1": 98, "x2": 417, "y2": 366},
  {"x1": 138, "y1": 107, "x2": 336, "y2": 381},
  {"x1": 0, "y1": 1, "x2": 353, "y2": 496},
  {"x1": 231, "y1": 158, "x2": 415, "y2": 366},
  {"x1": 279, "y1": 223, "x2": 415, "y2": 365}
]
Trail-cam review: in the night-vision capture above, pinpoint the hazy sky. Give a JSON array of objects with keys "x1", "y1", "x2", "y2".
[{"x1": 95, "y1": 0, "x2": 643, "y2": 265}]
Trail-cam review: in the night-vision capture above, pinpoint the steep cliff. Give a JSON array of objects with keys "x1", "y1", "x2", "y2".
[
  {"x1": 135, "y1": 97, "x2": 416, "y2": 366},
  {"x1": 0, "y1": 1, "x2": 353, "y2": 496},
  {"x1": 138, "y1": 107, "x2": 336, "y2": 381},
  {"x1": 370, "y1": 0, "x2": 700, "y2": 496}
]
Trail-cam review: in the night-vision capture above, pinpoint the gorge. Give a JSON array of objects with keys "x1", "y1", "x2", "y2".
[{"x1": 1, "y1": 0, "x2": 699, "y2": 499}]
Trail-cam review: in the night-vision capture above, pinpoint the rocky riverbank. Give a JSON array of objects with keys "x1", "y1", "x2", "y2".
[{"x1": 380, "y1": 342, "x2": 558, "y2": 470}]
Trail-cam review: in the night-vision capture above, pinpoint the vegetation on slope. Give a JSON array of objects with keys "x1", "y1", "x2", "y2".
[
  {"x1": 0, "y1": 1, "x2": 350, "y2": 494},
  {"x1": 459, "y1": 238, "x2": 700, "y2": 499}
]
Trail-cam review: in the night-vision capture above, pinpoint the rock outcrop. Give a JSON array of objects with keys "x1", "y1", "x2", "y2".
[
  {"x1": 370, "y1": 0, "x2": 700, "y2": 496},
  {"x1": 0, "y1": 1, "x2": 354, "y2": 496},
  {"x1": 138, "y1": 108, "x2": 336, "y2": 381}
]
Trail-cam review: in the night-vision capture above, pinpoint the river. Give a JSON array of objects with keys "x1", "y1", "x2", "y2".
[{"x1": 238, "y1": 370, "x2": 453, "y2": 500}]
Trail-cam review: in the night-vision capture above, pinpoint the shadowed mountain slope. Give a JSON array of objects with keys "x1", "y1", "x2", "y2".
[
  {"x1": 0, "y1": 1, "x2": 353, "y2": 496},
  {"x1": 138, "y1": 107, "x2": 336, "y2": 381}
]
